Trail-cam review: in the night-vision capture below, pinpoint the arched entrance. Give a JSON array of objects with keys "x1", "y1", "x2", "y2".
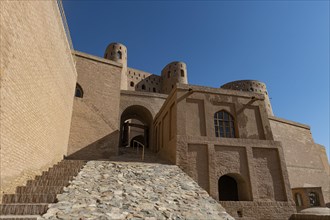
[
  {"x1": 119, "y1": 105, "x2": 153, "y2": 150},
  {"x1": 218, "y1": 173, "x2": 252, "y2": 201},
  {"x1": 219, "y1": 175, "x2": 239, "y2": 201}
]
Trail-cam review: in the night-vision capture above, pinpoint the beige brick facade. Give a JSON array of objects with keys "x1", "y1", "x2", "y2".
[
  {"x1": 0, "y1": 0, "x2": 76, "y2": 196},
  {"x1": 67, "y1": 52, "x2": 122, "y2": 159},
  {"x1": 270, "y1": 117, "x2": 330, "y2": 204},
  {"x1": 1, "y1": 1, "x2": 329, "y2": 219}
]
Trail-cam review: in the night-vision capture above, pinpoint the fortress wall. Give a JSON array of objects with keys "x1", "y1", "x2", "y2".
[
  {"x1": 67, "y1": 52, "x2": 122, "y2": 159},
  {"x1": 269, "y1": 116, "x2": 330, "y2": 203},
  {"x1": 0, "y1": 0, "x2": 76, "y2": 194},
  {"x1": 155, "y1": 85, "x2": 296, "y2": 219},
  {"x1": 127, "y1": 68, "x2": 162, "y2": 93}
]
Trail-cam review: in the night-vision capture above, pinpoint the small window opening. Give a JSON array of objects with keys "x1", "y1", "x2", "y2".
[
  {"x1": 130, "y1": 82, "x2": 134, "y2": 87},
  {"x1": 142, "y1": 85, "x2": 146, "y2": 90},
  {"x1": 237, "y1": 210, "x2": 243, "y2": 218},
  {"x1": 181, "y1": 69, "x2": 185, "y2": 77},
  {"x1": 295, "y1": 193, "x2": 303, "y2": 207},
  {"x1": 309, "y1": 192, "x2": 320, "y2": 207},
  {"x1": 153, "y1": 88, "x2": 156, "y2": 92},
  {"x1": 75, "y1": 83, "x2": 83, "y2": 98},
  {"x1": 167, "y1": 71, "x2": 170, "y2": 78},
  {"x1": 116, "y1": 51, "x2": 122, "y2": 59}
]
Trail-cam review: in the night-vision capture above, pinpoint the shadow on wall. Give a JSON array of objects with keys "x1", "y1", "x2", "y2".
[
  {"x1": 135, "y1": 75, "x2": 161, "y2": 93},
  {"x1": 67, "y1": 131, "x2": 119, "y2": 160}
]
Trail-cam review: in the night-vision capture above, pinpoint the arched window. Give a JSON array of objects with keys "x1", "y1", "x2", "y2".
[
  {"x1": 295, "y1": 193, "x2": 303, "y2": 206},
  {"x1": 116, "y1": 51, "x2": 122, "y2": 59},
  {"x1": 219, "y1": 175, "x2": 239, "y2": 201},
  {"x1": 142, "y1": 85, "x2": 146, "y2": 90},
  {"x1": 130, "y1": 81, "x2": 134, "y2": 87},
  {"x1": 309, "y1": 192, "x2": 320, "y2": 207},
  {"x1": 75, "y1": 83, "x2": 83, "y2": 98},
  {"x1": 214, "y1": 111, "x2": 235, "y2": 138},
  {"x1": 181, "y1": 69, "x2": 185, "y2": 77}
]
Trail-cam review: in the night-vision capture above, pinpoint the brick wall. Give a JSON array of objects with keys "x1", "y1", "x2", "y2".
[
  {"x1": 0, "y1": 0, "x2": 76, "y2": 195},
  {"x1": 67, "y1": 52, "x2": 122, "y2": 159},
  {"x1": 269, "y1": 116, "x2": 330, "y2": 204}
]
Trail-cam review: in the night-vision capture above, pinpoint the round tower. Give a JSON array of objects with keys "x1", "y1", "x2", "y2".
[
  {"x1": 104, "y1": 42, "x2": 127, "y2": 90},
  {"x1": 161, "y1": 61, "x2": 188, "y2": 94},
  {"x1": 221, "y1": 80, "x2": 274, "y2": 116},
  {"x1": 104, "y1": 42, "x2": 127, "y2": 66}
]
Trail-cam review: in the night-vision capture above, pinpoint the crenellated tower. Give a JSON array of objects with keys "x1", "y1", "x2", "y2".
[
  {"x1": 104, "y1": 42, "x2": 128, "y2": 90},
  {"x1": 161, "y1": 61, "x2": 188, "y2": 94},
  {"x1": 221, "y1": 80, "x2": 274, "y2": 116}
]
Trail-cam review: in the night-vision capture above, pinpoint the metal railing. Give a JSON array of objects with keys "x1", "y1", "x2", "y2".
[{"x1": 133, "y1": 140, "x2": 145, "y2": 161}]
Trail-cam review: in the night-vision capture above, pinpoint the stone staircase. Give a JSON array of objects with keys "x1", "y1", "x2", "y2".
[{"x1": 0, "y1": 160, "x2": 86, "y2": 220}]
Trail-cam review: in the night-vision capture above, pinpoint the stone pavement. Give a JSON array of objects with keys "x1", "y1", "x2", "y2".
[{"x1": 39, "y1": 160, "x2": 234, "y2": 220}]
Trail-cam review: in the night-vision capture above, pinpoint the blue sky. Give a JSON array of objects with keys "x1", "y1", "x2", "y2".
[{"x1": 63, "y1": 0, "x2": 329, "y2": 158}]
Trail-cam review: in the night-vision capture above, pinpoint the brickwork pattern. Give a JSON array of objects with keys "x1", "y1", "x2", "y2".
[
  {"x1": 0, "y1": 0, "x2": 76, "y2": 196},
  {"x1": 0, "y1": 160, "x2": 86, "y2": 219},
  {"x1": 67, "y1": 52, "x2": 122, "y2": 158},
  {"x1": 270, "y1": 117, "x2": 330, "y2": 204}
]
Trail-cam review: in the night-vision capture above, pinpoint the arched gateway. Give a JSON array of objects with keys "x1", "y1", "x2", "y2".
[{"x1": 119, "y1": 105, "x2": 154, "y2": 151}]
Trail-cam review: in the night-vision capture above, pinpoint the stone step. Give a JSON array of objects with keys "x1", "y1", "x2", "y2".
[
  {"x1": 58, "y1": 160, "x2": 87, "y2": 164},
  {"x1": 26, "y1": 180, "x2": 69, "y2": 187},
  {"x1": 16, "y1": 186, "x2": 63, "y2": 194},
  {"x1": 0, "y1": 204, "x2": 49, "y2": 215},
  {"x1": 34, "y1": 175, "x2": 73, "y2": 181},
  {"x1": 56, "y1": 160, "x2": 86, "y2": 166},
  {"x1": 48, "y1": 167, "x2": 82, "y2": 172},
  {"x1": 0, "y1": 215, "x2": 40, "y2": 220},
  {"x1": 2, "y1": 194, "x2": 57, "y2": 204},
  {"x1": 48, "y1": 165, "x2": 84, "y2": 171},
  {"x1": 41, "y1": 170, "x2": 79, "y2": 177}
]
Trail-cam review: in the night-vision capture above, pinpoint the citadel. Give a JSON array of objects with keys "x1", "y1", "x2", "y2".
[{"x1": 1, "y1": 1, "x2": 329, "y2": 219}]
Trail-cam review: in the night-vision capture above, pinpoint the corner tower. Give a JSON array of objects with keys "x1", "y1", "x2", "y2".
[
  {"x1": 161, "y1": 61, "x2": 188, "y2": 94},
  {"x1": 104, "y1": 42, "x2": 128, "y2": 90},
  {"x1": 221, "y1": 80, "x2": 274, "y2": 116}
]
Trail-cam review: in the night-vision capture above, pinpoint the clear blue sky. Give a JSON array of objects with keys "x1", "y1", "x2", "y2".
[{"x1": 63, "y1": 0, "x2": 329, "y2": 158}]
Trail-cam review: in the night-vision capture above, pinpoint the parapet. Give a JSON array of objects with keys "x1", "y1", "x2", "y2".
[{"x1": 221, "y1": 80, "x2": 274, "y2": 116}]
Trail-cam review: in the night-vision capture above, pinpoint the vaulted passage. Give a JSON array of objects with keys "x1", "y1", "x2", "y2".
[
  {"x1": 219, "y1": 175, "x2": 239, "y2": 201},
  {"x1": 119, "y1": 105, "x2": 153, "y2": 150}
]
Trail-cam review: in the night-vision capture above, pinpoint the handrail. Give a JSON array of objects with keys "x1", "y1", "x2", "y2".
[{"x1": 133, "y1": 140, "x2": 145, "y2": 161}]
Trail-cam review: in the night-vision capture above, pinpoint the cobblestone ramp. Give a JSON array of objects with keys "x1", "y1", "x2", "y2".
[
  {"x1": 39, "y1": 161, "x2": 234, "y2": 220},
  {"x1": 0, "y1": 160, "x2": 86, "y2": 220}
]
